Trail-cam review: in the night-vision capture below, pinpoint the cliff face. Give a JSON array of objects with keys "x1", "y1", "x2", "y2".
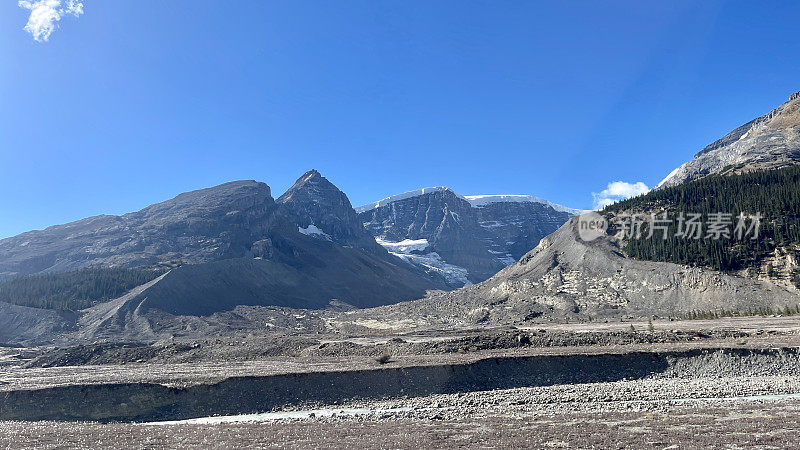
[
  {"x1": 471, "y1": 200, "x2": 578, "y2": 264},
  {"x1": 357, "y1": 188, "x2": 577, "y2": 287},
  {"x1": 277, "y1": 170, "x2": 383, "y2": 253},
  {"x1": 658, "y1": 91, "x2": 800, "y2": 188}
]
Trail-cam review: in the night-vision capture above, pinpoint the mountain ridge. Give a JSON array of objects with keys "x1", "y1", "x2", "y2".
[
  {"x1": 356, "y1": 186, "x2": 580, "y2": 215},
  {"x1": 658, "y1": 90, "x2": 800, "y2": 188},
  {"x1": 0, "y1": 171, "x2": 447, "y2": 320},
  {"x1": 357, "y1": 186, "x2": 579, "y2": 287}
]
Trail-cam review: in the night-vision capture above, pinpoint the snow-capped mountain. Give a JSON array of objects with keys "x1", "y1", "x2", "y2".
[
  {"x1": 357, "y1": 187, "x2": 579, "y2": 288},
  {"x1": 658, "y1": 91, "x2": 800, "y2": 188},
  {"x1": 463, "y1": 195, "x2": 584, "y2": 215}
]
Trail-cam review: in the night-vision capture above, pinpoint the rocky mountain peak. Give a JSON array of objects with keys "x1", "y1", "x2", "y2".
[
  {"x1": 277, "y1": 170, "x2": 379, "y2": 250},
  {"x1": 357, "y1": 186, "x2": 578, "y2": 286},
  {"x1": 296, "y1": 169, "x2": 323, "y2": 184},
  {"x1": 277, "y1": 170, "x2": 342, "y2": 204},
  {"x1": 658, "y1": 90, "x2": 800, "y2": 188}
]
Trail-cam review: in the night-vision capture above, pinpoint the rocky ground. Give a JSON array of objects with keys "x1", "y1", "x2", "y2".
[
  {"x1": 3, "y1": 315, "x2": 800, "y2": 448},
  {"x1": 3, "y1": 380, "x2": 800, "y2": 448},
  {"x1": 8, "y1": 315, "x2": 796, "y2": 369}
]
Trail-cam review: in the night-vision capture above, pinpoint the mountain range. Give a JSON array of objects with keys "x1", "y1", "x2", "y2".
[
  {"x1": 341, "y1": 91, "x2": 800, "y2": 327},
  {"x1": 0, "y1": 171, "x2": 448, "y2": 315},
  {"x1": 0, "y1": 168, "x2": 580, "y2": 342},
  {"x1": 1, "y1": 90, "x2": 799, "y2": 343}
]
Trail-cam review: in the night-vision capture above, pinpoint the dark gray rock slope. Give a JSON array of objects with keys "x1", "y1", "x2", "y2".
[
  {"x1": 0, "y1": 180, "x2": 278, "y2": 278},
  {"x1": 0, "y1": 171, "x2": 446, "y2": 321}
]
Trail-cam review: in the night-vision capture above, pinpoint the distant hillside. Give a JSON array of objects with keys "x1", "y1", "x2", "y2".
[
  {"x1": 606, "y1": 165, "x2": 800, "y2": 286},
  {"x1": 0, "y1": 268, "x2": 165, "y2": 311}
]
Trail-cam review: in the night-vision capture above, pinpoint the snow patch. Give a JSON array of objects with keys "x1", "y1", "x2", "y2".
[
  {"x1": 499, "y1": 255, "x2": 517, "y2": 265},
  {"x1": 375, "y1": 237, "x2": 470, "y2": 286},
  {"x1": 488, "y1": 250, "x2": 517, "y2": 265},
  {"x1": 298, "y1": 224, "x2": 332, "y2": 241},
  {"x1": 477, "y1": 220, "x2": 504, "y2": 229},
  {"x1": 146, "y1": 407, "x2": 414, "y2": 425},
  {"x1": 376, "y1": 237, "x2": 430, "y2": 253},
  {"x1": 656, "y1": 163, "x2": 687, "y2": 189},
  {"x1": 390, "y1": 251, "x2": 472, "y2": 287},
  {"x1": 357, "y1": 188, "x2": 582, "y2": 215}
]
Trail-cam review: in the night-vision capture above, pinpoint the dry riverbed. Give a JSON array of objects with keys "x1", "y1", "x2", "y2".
[
  {"x1": 3, "y1": 379, "x2": 800, "y2": 449},
  {"x1": 2, "y1": 316, "x2": 800, "y2": 448}
]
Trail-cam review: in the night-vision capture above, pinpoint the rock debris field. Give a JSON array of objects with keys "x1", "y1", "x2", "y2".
[{"x1": 3, "y1": 316, "x2": 800, "y2": 448}]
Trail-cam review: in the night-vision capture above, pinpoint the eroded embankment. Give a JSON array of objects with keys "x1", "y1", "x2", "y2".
[{"x1": 1, "y1": 347, "x2": 798, "y2": 422}]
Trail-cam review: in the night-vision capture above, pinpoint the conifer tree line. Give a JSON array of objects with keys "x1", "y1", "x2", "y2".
[
  {"x1": 0, "y1": 268, "x2": 166, "y2": 311},
  {"x1": 605, "y1": 165, "x2": 800, "y2": 278}
]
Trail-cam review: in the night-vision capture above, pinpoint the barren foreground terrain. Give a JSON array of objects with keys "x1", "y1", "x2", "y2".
[
  {"x1": 2, "y1": 316, "x2": 800, "y2": 448},
  {"x1": 3, "y1": 386, "x2": 800, "y2": 449}
]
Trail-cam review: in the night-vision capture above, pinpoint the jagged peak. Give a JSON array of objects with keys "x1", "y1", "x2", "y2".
[
  {"x1": 355, "y1": 187, "x2": 464, "y2": 213},
  {"x1": 277, "y1": 170, "x2": 377, "y2": 248},
  {"x1": 277, "y1": 169, "x2": 344, "y2": 205},
  {"x1": 298, "y1": 169, "x2": 322, "y2": 182}
]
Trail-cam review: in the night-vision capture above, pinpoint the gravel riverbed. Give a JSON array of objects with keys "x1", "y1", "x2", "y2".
[{"x1": 3, "y1": 376, "x2": 800, "y2": 449}]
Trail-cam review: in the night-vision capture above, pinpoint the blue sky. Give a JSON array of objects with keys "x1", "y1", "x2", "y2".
[{"x1": 2, "y1": 1, "x2": 799, "y2": 239}]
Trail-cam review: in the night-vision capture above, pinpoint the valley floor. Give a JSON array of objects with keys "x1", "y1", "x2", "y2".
[
  {"x1": 3, "y1": 384, "x2": 800, "y2": 449},
  {"x1": 2, "y1": 315, "x2": 800, "y2": 448}
]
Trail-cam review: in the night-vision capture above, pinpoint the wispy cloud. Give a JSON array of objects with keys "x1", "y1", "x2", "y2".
[
  {"x1": 592, "y1": 181, "x2": 650, "y2": 209},
  {"x1": 18, "y1": 0, "x2": 84, "y2": 42}
]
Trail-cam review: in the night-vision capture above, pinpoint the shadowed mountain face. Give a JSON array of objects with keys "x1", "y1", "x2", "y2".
[
  {"x1": 356, "y1": 188, "x2": 577, "y2": 287},
  {"x1": 658, "y1": 91, "x2": 800, "y2": 188},
  {"x1": 0, "y1": 172, "x2": 446, "y2": 320},
  {"x1": 113, "y1": 235, "x2": 441, "y2": 317},
  {"x1": 360, "y1": 188, "x2": 503, "y2": 285},
  {"x1": 470, "y1": 200, "x2": 581, "y2": 264},
  {"x1": 277, "y1": 170, "x2": 387, "y2": 253}
]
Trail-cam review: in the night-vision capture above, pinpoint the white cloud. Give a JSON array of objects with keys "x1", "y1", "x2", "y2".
[
  {"x1": 592, "y1": 181, "x2": 650, "y2": 209},
  {"x1": 18, "y1": 0, "x2": 84, "y2": 42}
]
